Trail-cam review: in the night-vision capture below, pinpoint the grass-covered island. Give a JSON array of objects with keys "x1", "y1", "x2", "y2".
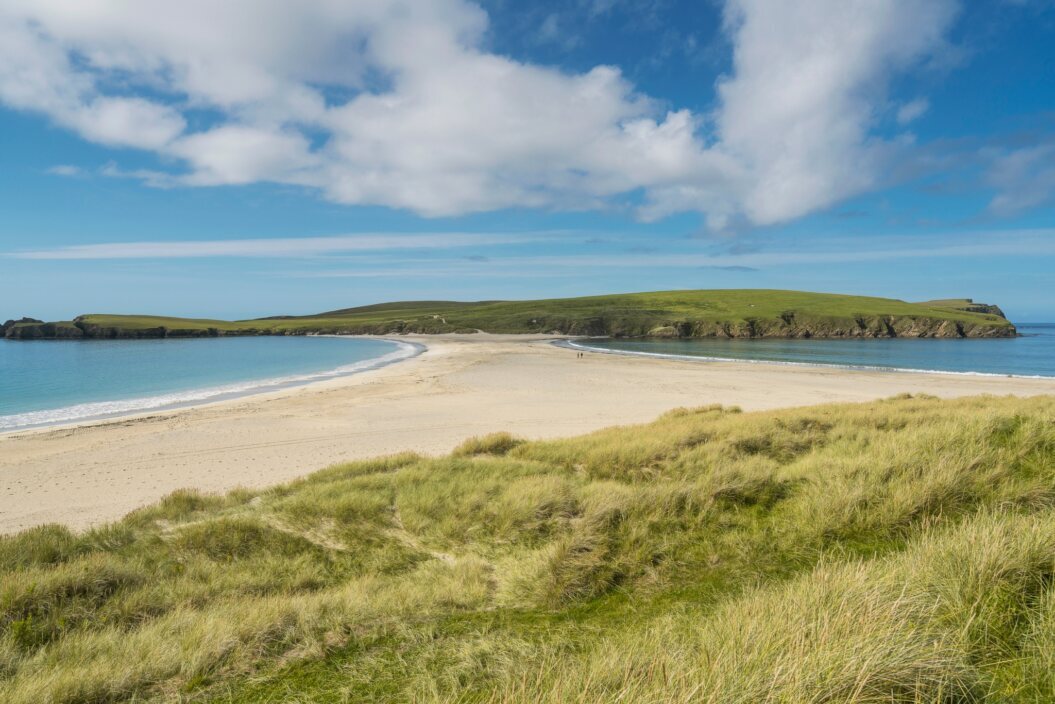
[
  {"x1": 2, "y1": 289, "x2": 1015, "y2": 339},
  {"x1": 2, "y1": 394, "x2": 1054, "y2": 702}
]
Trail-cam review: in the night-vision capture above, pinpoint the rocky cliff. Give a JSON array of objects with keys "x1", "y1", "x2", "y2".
[
  {"x1": 638, "y1": 316, "x2": 1013, "y2": 339},
  {"x1": 4, "y1": 298, "x2": 1017, "y2": 340},
  {"x1": 523, "y1": 314, "x2": 1015, "y2": 339},
  {"x1": 920, "y1": 298, "x2": 1009, "y2": 320},
  {"x1": 1, "y1": 317, "x2": 43, "y2": 337},
  {"x1": 2, "y1": 319, "x2": 85, "y2": 339},
  {"x1": 2, "y1": 318, "x2": 277, "y2": 340},
  {"x1": 3, "y1": 315, "x2": 1016, "y2": 339}
]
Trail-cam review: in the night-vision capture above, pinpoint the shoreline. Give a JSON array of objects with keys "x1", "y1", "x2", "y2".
[
  {"x1": 6, "y1": 328, "x2": 1049, "y2": 437},
  {"x1": 557, "y1": 338, "x2": 1055, "y2": 380},
  {"x1": 0, "y1": 337, "x2": 426, "y2": 434},
  {"x1": 0, "y1": 334, "x2": 564, "y2": 440},
  {"x1": 2, "y1": 333, "x2": 1054, "y2": 534}
]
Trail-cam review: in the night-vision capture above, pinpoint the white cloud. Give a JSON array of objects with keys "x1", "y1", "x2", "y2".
[
  {"x1": 6, "y1": 233, "x2": 546, "y2": 260},
  {"x1": 0, "y1": 0, "x2": 961, "y2": 226},
  {"x1": 99, "y1": 161, "x2": 177, "y2": 189},
  {"x1": 70, "y1": 97, "x2": 186, "y2": 150},
  {"x1": 896, "y1": 98, "x2": 930, "y2": 125},
  {"x1": 987, "y1": 143, "x2": 1055, "y2": 216},
  {"x1": 713, "y1": 0, "x2": 957, "y2": 225},
  {"x1": 46, "y1": 164, "x2": 82, "y2": 177},
  {"x1": 0, "y1": 14, "x2": 184, "y2": 150},
  {"x1": 280, "y1": 228, "x2": 1055, "y2": 277},
  {"x1": 172, "y1": 126, "x2": 318, "y2": 186}
]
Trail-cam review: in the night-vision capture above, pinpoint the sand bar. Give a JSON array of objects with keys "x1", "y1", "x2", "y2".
[{"x1": 2, "y1": 333, "x2": 1054, "y2": 533}]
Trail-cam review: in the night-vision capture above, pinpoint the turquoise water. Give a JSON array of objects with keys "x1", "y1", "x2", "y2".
[
  {"x1": 568, "y1": 323, "x2": 1055, "y2": 378},
  {"x1": 0, "y1": 336, "x2": 419, "y2": 431}
]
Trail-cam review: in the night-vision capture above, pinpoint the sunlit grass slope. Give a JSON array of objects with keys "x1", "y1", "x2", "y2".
[
  {"x1": 70, "y1": 289, "x2": 1014, "y2": 337},
  {"x1": 3, "y1": 394, "x2": 1054, "y2": 702}
]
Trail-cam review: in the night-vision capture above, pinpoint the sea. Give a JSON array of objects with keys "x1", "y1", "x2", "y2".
[
  {"x1": 0, "y1": 336, "x2": 421, "y2": 431},
  {"x1": 565, "y1": 323, "x2": 1055, "y2": 379},
  {"x1": 3, "y1": 325, "x2": 1053, "y2": 433}
]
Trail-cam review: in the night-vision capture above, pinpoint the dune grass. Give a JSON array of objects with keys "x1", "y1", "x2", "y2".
[{"x1": 2, "y1": 394, "x2": 1054, "y2": 702}]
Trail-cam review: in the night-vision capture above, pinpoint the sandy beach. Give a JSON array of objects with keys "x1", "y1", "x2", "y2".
[{"x1": 2, "y1": 334, "x2": 1054, "y2": 534}]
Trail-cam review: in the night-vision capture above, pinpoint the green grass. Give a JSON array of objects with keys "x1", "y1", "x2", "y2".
[
  {"x1": 75, "y1": 314, "x2": 254, "y2": 332},
  {"x1": 65, "y1": 289, "x2": 1014, "y2": 337},
  {"x1": 2, "y1": 394, "x2": 1055, "y2": 702}
]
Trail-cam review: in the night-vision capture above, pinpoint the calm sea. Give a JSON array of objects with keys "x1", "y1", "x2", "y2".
[
  {"x1": 0, "y1": 336, "x2": 419, "y2": 431},
  {"x1": 568, "y1": 323, "x2": 1055, "y2": 378}
]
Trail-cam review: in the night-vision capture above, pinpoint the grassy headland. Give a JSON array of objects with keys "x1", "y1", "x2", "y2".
[
  {"x1": 3, "y1": 289, "x2": 1015, "y2": 339},
  {"x1": 2, "y1": 394, "x2": 1054, "y2": 702}
]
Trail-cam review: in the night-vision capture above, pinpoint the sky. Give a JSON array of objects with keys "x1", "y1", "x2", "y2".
[{"x1": 0, "y1": 0, "x2": 1053, "y2": 322}]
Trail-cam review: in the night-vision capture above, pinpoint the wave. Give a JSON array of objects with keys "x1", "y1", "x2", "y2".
[
  {"x1": 556, "y1": 340, "x2": 1054, "y2": 380},
  {"x1": 0, "y1": 339, "x2": 423, "y2": 432}
]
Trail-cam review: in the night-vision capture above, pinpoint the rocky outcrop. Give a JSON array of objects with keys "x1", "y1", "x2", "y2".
[
  {"x1": 953, "y1": 300, "x2": 1007, "y2": 319},
  {"x1": 921, "y1": 299, "x2": 1008, "y2": 320},
  {"x1": 71, "y1": 319, "x2": 282, "y2": 339},
  {"x1": 4, "y1": 309, "x2": 1016, "y2": 340},
  {"x1": 664, "y1": 316, "x2": 1014, "y2": 339},
  {"x1": 519, "y1": 314, "x2": 1016, "y2": 339},
  {"x1": 1, "y1": 317, "x2": 43, "y2": 337},
  {"x1": 74, "y1": 321, "x2": 207, "y2": 339},
  {"x1": 4, "y1": 320, "x2": 290, "y2": 339},
  {"x1": 4, "y1": 320, "x2": 84, "y2": 339}
]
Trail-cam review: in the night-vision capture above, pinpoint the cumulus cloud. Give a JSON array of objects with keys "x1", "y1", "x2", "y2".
[
  {"x1": 0, "y1": 0, "x2": 960, "y2": 226},
  {"x1": 713, "y1": 0, "x2": 957, "y2": 224}
]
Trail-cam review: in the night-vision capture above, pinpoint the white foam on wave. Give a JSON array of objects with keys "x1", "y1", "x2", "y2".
[
  {"x1": 0, "y1": 339, "x2": 423, "y2": 432},
  {"x1": 558, "y1": 340, "x2": 1054, "y2": 380}
]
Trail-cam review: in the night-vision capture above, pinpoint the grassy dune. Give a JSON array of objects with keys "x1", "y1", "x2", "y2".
[
  {"x1": 40, "y1": 289, "x2": 1014, "y2": 338},
  {"x1": 2, "y1": 395, "x2": 1055, "y2": 702}
]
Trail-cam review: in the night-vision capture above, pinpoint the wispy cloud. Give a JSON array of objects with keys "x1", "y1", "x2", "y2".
[
  {"x1": 896, "y1": 98, "x2": 930, "y2": 125},
  {"x1": 287, "y1": 267, "x2": 571, "y2": 280},
  {"x1": 100, "y1": 161, "x2": 178, "y2": 189},
  {"x1": 282, "y1": 229, "x2": 1055, "y2": 277},
  {"x1": 46, "y1": 164, "x2": 84, "y2": 177},
  {"x1": 987, "y1": 143, "x2": 1055, "y2": 216},
  {"x1": 6, "y1": 233, "x2": 547, "y2": 260},
  {"x1": 511, "y1": 236, "x2": 1055, "y2": 269}
]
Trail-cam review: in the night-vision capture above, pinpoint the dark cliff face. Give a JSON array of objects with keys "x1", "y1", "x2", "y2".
[
  {"x1": 550, "y1": 315, "x2": 1016, "y2": 339},
  {"x1": 923, "y1": 299, "x2": 1008, "y2": 320},
  {"x1": 2, "y1": 320, "x2": 280, "y2": 340},
  {"x1": 4, "y1": 312, "x2": 1017, "y2": 340},
  {"x1": 666, "y1": 316, "x2": 1014, "y2": 339},
  {"x1": 3, "y1": 320, "x2": 83, "y2": 339},
  {"x1": 271, "y1": 314, "x2": 1016, "y2": 339},
  {"x1": 74, "y1": 321, "x2": 218, "y2": 339},
  {"x1": 959, "y1": 303, "x2": 1007, "y2": 319},
  {"x1": 1, "y1": 317, "x2": 44, "y2": 337}
]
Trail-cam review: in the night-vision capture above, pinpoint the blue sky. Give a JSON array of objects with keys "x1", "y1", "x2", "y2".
[{"x1": 1, "y1": 0, "x2": 1053, "y2": 322}]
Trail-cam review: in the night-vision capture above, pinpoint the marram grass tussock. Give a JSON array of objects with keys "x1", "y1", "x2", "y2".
[{"x1": 1, "y1": 394, "x2": 1054, "y2": 702}]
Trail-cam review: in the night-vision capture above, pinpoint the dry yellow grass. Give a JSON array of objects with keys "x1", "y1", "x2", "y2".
[{"x1": 1, "y1": 394, "x2": 1053, "y2": 702}]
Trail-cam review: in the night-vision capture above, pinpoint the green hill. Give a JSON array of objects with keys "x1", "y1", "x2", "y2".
[
  {"x1": 2, "y1": 395, "x2": 1054, "y2": 702},
  {"x1": 3, "y1": 289, "x2": 1016, "y2": 339}
]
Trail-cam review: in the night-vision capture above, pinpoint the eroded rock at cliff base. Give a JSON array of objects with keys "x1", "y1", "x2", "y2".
[{"x1": 4, "y1": 320, "x2": 83, "y2": 339}]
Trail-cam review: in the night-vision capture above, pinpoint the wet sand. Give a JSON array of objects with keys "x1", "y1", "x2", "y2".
[{"x1": 2, "y1": 334, "x2": 1053, "y2": 533}]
